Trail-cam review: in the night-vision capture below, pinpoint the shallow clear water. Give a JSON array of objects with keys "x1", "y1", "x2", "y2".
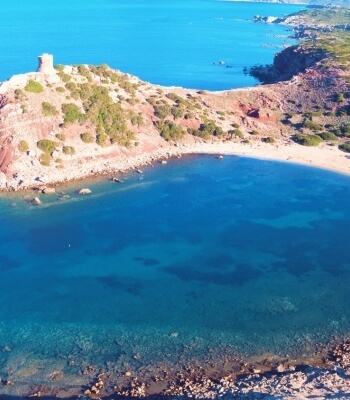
[
  {"x1": 0, "y1": 156, "x2": 350, "y2": 386},
  {"x1": 0, "y1": 0, "x2": 302, "y2": 89}
]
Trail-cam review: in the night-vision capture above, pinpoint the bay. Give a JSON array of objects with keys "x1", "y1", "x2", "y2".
[
  {"x1": 1, "y1": 1, "x2": 350, "y2": 395},
  {"x1": 0, "y1": 156, "x2": 349, "y2": 388}
]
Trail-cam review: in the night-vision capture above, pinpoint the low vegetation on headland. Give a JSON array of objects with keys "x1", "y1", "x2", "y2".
[{"x1": 0, "y1": 7, "x2": 350, "y2": 190}]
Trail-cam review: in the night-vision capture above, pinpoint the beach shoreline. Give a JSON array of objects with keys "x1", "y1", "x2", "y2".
[{"x1": 2, "y1": 138, "x2": 349, "y2": 193}]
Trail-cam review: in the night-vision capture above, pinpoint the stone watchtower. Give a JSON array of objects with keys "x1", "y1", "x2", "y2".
[{"x1": 37, "y1": 53, "x2": 55, "y2": 74}]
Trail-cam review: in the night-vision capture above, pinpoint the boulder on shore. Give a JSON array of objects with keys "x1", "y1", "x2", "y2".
[
  {"x1": 42, "y1": 187, "x2": 56, "y2": 194},
  {"x1": 31, "y1": 197, "x2": 42, "y2": 205}
]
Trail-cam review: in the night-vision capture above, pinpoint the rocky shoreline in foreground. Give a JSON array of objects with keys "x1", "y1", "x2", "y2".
[{"x1": 1, "y1": 337, "x2": 350, "y2": 399}]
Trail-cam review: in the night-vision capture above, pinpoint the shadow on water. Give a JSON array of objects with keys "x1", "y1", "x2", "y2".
[
  {"x1": 163, "y1": 263, "x2": 261, "y2": 286},
  {"x1": 97, "y1": 275, "x2": 143, "y2": 295},
  {"x1": 0, "y1": 254, "x2": 22, "y2": 271},
  {"x1": 26, "y1": 224, "x2": 86, "y2": 255}
]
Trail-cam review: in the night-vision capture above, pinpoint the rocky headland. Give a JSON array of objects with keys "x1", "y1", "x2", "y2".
[{"x1": 1, "y1": 30, "x2": 350, "y2": 193}]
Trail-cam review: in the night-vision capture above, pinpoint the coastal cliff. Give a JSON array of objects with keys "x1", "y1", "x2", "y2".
[{"x1": 249, "y1": 44, "x2": 327, "y2": 83}]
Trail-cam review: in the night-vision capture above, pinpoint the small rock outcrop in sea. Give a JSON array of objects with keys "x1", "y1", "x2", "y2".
[
  {"x1": 31, "y1": 197, "x2": 42, "y2": 205},
  {"x1": 112, "y1": 177, "x2": 123, "y2": 183},
  {"x1": 78, "y1": 188, "x2": 92, "y2": 195},
  {"x1": 253, "y1": 15, "x2": 284, "y2": 24}
]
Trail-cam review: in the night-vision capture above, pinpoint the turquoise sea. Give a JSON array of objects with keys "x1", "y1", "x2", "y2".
[
  {"x1": 0, "y1": 0, "x2": 302, "y2": 90},
  {"x1": 1, "y1": 0, "x2": 350, "y2": 396}
]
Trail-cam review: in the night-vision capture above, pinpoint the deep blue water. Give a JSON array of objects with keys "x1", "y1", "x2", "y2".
[
  {"x1": 0, "y1": 0, "x2": 302, "y2": 89},
  {"x1": 0, "y1": 156, "x2": 350, "y2": 389}
]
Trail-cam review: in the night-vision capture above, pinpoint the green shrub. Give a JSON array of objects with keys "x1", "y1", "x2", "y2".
[
  {"x1": 62, "y1": 146, "x2": 75, "y2": 155},
  {"x1": 190, "y1": 120, "x2": 224, "y2": 139},
  {"x1": 42, "y1": 102, "x2": 58, "y2": 116},
  {"x1": 77, "y1": 83, "x2": 92, "y2": 101},
  {"x1": 250, "y1": 130, "x2": 260, "y2": 135},
  {"x1": 61, "y1": 103, "x2": 85, "y2": 124},
  {"x1": 336, "y1": 92, "x2": 345, "y2": 102},
  {"x1": 65, "y1": 82, "x2": 79, "y2": 99},
  {"x1": 303, "y1": 121, "x2": 323, "y2": 131},
  {"x1": 55, "y1": 133, "x2": 66, "y2": 141},
  {"x1": 14, "y1": 89, "x2": 26, "y2": 100},
  {"x1": 18, "y1": 140, "x2": 29, "y2": 152},
  {"x1": 56, "y1": 86, "x2": 65, "y2": 93},
  {"x1": 293, "y1": 134, "x2": 323, "y2": 146},
  {"x1": 263, "y1": 136, "x2": 276, "y2": 144},
  {"x1": 25, "y1": 80, "x2": 44, "y2": 93},
  {"x1": 304, "y1": 111, "x2": 322, "y2": 118},
  {"x1": 171, "y1": 106, "x2": 184, "y2": 119},
  {"x1": 339, "y1": 142, "x2": 350, "y2": 153},
  {"x1": 39, "y1": 153, "x2": 51, "y2": 166},
  {"x1": 77, "y1": 65, "x2": 92, "y2": 82},
  {"x1": 54, "y1": 64, "x2": 65, "y2": 72},
  {"x1": 37, "y1": 139, "x2": 59, "y2": 154},
  {"x1": 96, "y1": 133, "x2": 107, "y2": 146},
  {"x1": 80, "y1": 132, "x2": 95, "y2": 143},
  {"x1": 166, "y1": 93, "x2": 180, "y2": 102},
  {"x1": 231, "y1": 129, "x2": 243, "y2": 138},
  {"x1": 130, "y1": 114, "x2": 144, "y2": 126},
  {"x1": 110, "y1": 130, "x2": 134, "y2": 147},
  {"x1": 318, "y1": 131, "x2": 338, "y2": 141},
  {"x1": 154, "y1": 104, "x2": 171, "y2": 119},
  {"x1": 155, "y1": 120, "x2": 185, "y2": 141},
  {"x1": 184, "y1": 112, "x2": 194, "y2": 119},
  {"x1": 341, "y1": 123, "x2": 350, "y2": 136},
  {"x1": 58, "y1": 71, "x2": 71, "y2": 83}
]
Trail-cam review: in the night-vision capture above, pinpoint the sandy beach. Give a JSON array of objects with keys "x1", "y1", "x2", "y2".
[{"x1": 2, "y1": 137, "x2": 349, "y2": 192}]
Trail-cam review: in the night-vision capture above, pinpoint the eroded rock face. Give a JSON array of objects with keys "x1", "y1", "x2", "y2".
[
  {"x1": 250, "y1": 45, "x2": 327, "y2": 84},
  {"x1": 247, "y1": 108, "x2": 277, "y2": 123}
]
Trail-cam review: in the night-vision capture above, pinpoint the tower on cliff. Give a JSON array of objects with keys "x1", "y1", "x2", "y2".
[{"x1": 37, "y1": 53, "x2": 55, "y2": 74}]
